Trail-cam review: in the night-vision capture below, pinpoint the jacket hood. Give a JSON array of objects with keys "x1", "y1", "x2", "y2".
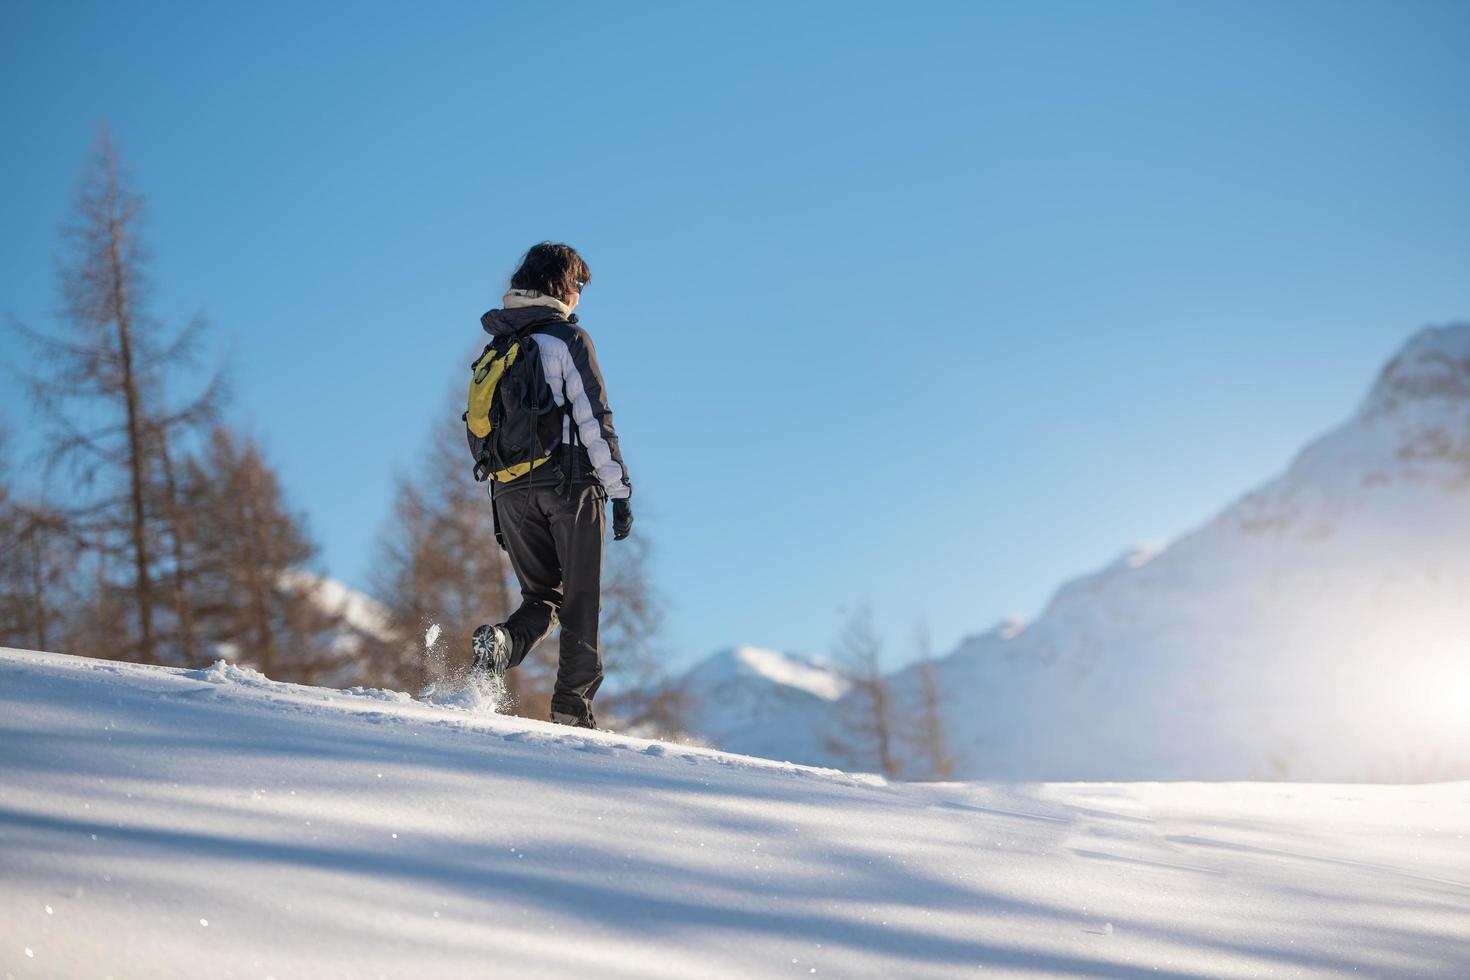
[{"x1": 480, "y1": 304, "x2": 578, "y2": 337}]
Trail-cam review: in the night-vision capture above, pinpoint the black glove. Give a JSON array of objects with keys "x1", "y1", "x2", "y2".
[{"x1": 612, "y1": 498, "x2": 634, "y2": 541}]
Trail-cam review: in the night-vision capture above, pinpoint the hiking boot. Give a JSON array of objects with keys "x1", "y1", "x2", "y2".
[
  {"x1": 550, "y1": 710, "x2": 598, "y2": 730},
  {"x1": 471, "y1": 624, "x2": 511, "y2": 676}
]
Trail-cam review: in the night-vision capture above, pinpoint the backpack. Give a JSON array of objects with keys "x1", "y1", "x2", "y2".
[{"x1": 463, "y1": 329, "x2": 563, "y2": 483}]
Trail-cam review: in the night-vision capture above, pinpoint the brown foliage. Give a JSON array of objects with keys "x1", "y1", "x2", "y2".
[
  {"x1": 12, "y1": 127, "x2": 223, "y2": 665},
  {"x1": 827, "y1": 605, "x2": 904, "y2": 779}
]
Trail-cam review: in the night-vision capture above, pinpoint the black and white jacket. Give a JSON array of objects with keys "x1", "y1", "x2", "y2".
[{"x1": 480, "y1": 291, "x2": 632, "y2": 500}]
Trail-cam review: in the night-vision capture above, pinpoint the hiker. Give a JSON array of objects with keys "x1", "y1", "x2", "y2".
[{"x1": 464, "y1": 242, "x2": 633, "y2": 729}]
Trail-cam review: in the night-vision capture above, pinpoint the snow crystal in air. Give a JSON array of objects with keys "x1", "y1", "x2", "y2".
[{"x1": 416, "y1": 619, "x2": 514, "y2": 714}]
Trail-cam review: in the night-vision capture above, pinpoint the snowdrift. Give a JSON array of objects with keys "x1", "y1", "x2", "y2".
[{"x1": 2, "y1": 648, "x2": 1466, "y2": 978}]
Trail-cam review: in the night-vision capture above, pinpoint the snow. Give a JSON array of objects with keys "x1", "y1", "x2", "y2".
[
  {"x1": 3, "y1": 647, "x2": 1467, "y2": 978},
  {"x1": 681, "y1": 647, "x2": 850, "y2": 764},
  {"x1": 683, "y1": 324, "x2": 1470, "y2": 782},
  {"x1": 711, "y1": 645, "x2": 850, "y2": 702},
  {"x1": 278, "y1": 568, "x2": 394, "y2": 644},
  {"x1": 910, "y1": 323, "x2": 1470, "y2": 782}
]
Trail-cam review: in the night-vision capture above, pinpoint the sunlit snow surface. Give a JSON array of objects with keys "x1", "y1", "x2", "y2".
[{"x1": 1, "y1": 649, "x2": 1466, "y2": 979}]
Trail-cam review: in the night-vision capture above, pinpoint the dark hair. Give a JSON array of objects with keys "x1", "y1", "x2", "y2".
[{"x1": 510, "y1": 242, "x2": 591, "y2": 303}]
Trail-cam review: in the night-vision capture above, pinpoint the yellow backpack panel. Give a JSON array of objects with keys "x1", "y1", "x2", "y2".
[{"x1": 465, "y1": 341, "x2": 520, "y2": 439}]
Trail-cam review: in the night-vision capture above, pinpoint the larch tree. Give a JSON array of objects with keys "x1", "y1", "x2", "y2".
[
  {"x1": 371, "y1": 404, "x2": 524, "y2": 697},
  {"x1": 597, "y1": 532, "x2": 690, "y2": 739},
  {"x1": 144, "y1": 353, "x2": 223, "y2": 668},
  {"x1": 14, "y1": 127, "x2": 222, "y2": 665},
  {"x1": 183, "y1": 427, "x2": 344, "y2": 681},
  {"x1": 906, "y1": 622, "x2": 955, "y2": 780},
  {"x1": 828, "y1": 604, "x2": 903, "y2": 779},
  {"x1": 0, "y1": 501, "x2": 83, "y2": 653},
  {"x1": 0, "y1": 425, "x2": 86, "y2": 652}
]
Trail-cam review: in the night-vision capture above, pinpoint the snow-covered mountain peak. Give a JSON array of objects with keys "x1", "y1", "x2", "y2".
[
  {"x1": 911, "y1": 322, "x2": 1470, "y2": 781},
  {"x1": 280, "y1": 569, "x2": 393, "y2": 639},
  {"x1": 987, "y1": 616, "x2": 1027, "y2": 640},
  {"x1": 680, "y1": 646, "x2": 850, "y2": 763},
  {"x1": 1275, "y1": 323, "x2": 1470, "y2": 495},
  {"x1": 682, "y1": 324, "x2": 1470, "y2": 782},
  {"x1": 702, "y1": 645, "x2": 849, "y2": 701},
  {"x1": 1359, "y1": 322, "x2": 1470, "y2": 419}
]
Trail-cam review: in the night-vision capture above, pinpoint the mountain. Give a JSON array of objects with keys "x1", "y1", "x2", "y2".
[
  {"x1": 679, "y1": 645, "x2": 849, "y2": 761},
  {"x1": 915, "y1": 322, "x2": 1470, "y2": 781},
  {"x1": 209, "y1": 571, "x2": 397, "y2": 687},
  {"x1": 686, "y1": 324, "x2": 1470, "y2": 782},
  {"x1": 293, "y1": 571, "x2": 395, "y2": 642},
  {"x1": 5, "y1": 647, "x2": 1466, "y2": 978}
]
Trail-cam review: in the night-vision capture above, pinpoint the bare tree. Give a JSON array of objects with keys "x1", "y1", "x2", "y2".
[
  {"x1": 370, "y1": 401, "x2": 524, "y2": 696},
  {"x1": 906, "y1": 622, "x2": 955, "y2": 780},
  {"x1": 598, "y1": 532, "x2": 690, "y2": 738},
  {"x1": 0, "y1": 505, "x2": 81, "y2": 652},
  {"x1": 152, "y1": 421, "x2": 200, "y2": 665},
  {"x1": 184, "y1": 427, "x2": 344, "y2": 681},
  {"x1": 0, "y1": 425, "x2": 87, "y2": 651},
  {"x1": 13, "y1": 127, "x2": 222, "y2": 664},
  {"x1": 828, "y1": 605, "x2": 903, "y2": 779},
  {"x1": 143, "y1": 323, "x2": 226, "y2": 665}
]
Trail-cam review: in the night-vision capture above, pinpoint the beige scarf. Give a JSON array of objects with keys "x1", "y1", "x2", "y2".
[{"x1": 502, "y1": 288, "x2": 572, "y2": 317}]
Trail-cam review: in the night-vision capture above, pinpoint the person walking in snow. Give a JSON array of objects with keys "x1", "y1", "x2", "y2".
[{"x1": 465, "y1": 242, "x2": 633, "y2": 729}]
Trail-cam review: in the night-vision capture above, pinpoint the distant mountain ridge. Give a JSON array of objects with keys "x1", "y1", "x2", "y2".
[
  {"x1": 680, "y1": 646, "x2": 848, "y2": 763},
  {"x1": 680, "y1": 324, "x2": 1470, "y2": 781}
]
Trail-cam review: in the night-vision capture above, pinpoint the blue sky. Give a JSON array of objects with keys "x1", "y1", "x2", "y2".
[{"x1": 3, "y1": 1, "x2": 1468, "y2": 669}]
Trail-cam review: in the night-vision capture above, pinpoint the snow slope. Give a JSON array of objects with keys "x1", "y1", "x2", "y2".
[{"x1": 3, "y1": 648, "x2": 1467, "y2": 979}]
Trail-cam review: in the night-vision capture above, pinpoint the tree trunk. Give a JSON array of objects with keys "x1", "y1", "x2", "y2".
[
  {"x1": 240, "y1": 469, "x2": 277, "y2": 677},
  {"x1": 156, "y1": 429, "x2": 199, "y2": 666},
  {"x1": 28, "y1": 524, "x2": 49, "y2": 651},
  {"x1": 916, "y1": 657, "x2": 953, "y2": 779},
  {"x1": 871, "y1": 680, "x2": 899, "y2": 778},
  {"x1": 103, "y1": 156, "x2": 155, "y2": 663}
]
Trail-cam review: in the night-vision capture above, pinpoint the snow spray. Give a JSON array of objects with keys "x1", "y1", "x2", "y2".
[{"x1": 416, "y1": 621, "x2": 516, "y2": 714}]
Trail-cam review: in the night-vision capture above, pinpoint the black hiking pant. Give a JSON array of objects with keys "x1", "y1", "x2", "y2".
[{"x1": 492, "y1": 481, "x2": 606, "y2": 721}]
